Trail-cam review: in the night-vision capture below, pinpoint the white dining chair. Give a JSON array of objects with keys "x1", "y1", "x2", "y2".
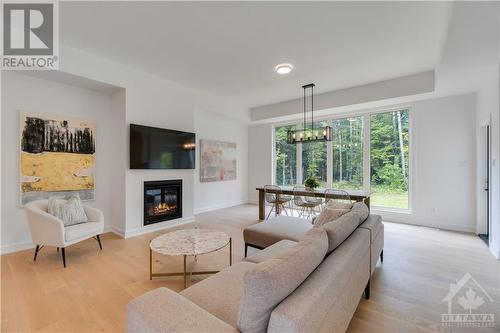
[
  {"x1": 293, "y1": 186, "x2": 322, "y2": 219},
  {"x1": 324, "y1": 188, "x2": 351, "y2": 207},
  {"x1": 264, "y1": 185, "x2": 292, "y2": 219}
]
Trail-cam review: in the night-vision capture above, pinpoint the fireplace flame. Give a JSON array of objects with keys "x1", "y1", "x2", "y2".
[{"x1": 153, "y1": 202, "x2": 175, "y2": 215}]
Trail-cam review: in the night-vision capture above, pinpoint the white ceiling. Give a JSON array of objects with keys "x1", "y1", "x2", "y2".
[{"x1": 60, "y1": 2, "x2": 452, "y2": 109}]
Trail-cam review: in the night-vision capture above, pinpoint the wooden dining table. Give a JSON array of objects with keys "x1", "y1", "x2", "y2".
[{"x1": 256, "y1": 187, "x2": 371, "y2": 220}]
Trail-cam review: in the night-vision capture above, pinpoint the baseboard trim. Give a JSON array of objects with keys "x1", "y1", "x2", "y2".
[
  {"x1": 123, "y1": 216, "x2": 195, "y2": 239},
  {"x1": 376, "y1": 214, "x2": 476, "y2": 233},
  {"x1": 248, "y1": 199, "x2": 258, "y2": 205},
  {"x1": 103, "y1": 225, "x2": 113, "y2": 234},
  {"x1": 383, "y1": 219, "x2": 476, "y2": 233},
  {"x1": 194, "y1": 200, "x2": 248, "y2": 215},
  {"x1": 489, "y1": 245, "x2": 500, "y2": 260},
  {"x1": 1, "y1": 240, "x2": 34, "y2": 255},
  {"x1": 2, "y1": 225, "x2": 122, "y2": 255}
]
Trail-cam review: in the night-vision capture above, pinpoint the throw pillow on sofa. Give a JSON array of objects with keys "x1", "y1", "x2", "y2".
[
  {"x1": 237, "y1": 227, "x2": 328, "y2": 333},
  {"x1": 320, "y1": 211, "x2": 360, "y2": 254},
  {"x1": 351, "y1": 201, "x2": 369, "y2": 224},
  {"x1": 48, "y1": 194, "x2": 88, "y2": 227},
  {"x1": 312, "y1": 201, "x2": 353, "y2": 227}
]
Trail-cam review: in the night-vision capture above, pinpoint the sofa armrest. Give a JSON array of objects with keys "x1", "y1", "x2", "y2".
[
  {"x1": 127, "y1": 287, "x2": 237, "y2": 333},
  {"x1": 25, "y1": 203, "x2": 65, "y2": 247},
  {"x1": 358, "y1": 214, "x2": 382, "y2": 243},
  {"x1": 83, "y1": 205, "x2": 104, "y2": 224}
]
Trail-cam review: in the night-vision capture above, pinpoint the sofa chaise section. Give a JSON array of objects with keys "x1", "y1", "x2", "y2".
[{"x1": 243, "y1": 216, "x2": 312, "y2": 255}]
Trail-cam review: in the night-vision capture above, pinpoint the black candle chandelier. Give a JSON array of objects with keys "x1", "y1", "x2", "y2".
[{"x1": 287, "y1": 83, "x2": 332, "y2": 144}]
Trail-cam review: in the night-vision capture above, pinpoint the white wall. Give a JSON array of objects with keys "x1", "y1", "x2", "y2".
[
  {"x1": 1, "y1": 71, "x2": 125, "y2": 253},
  {"x1": 193, "y1": 109, "x2": 248, "y2": 214},
  {"x1": 59, "y1": 45, "x2": 250, "y2": 238},
  {"x1": 497, "y1": 62, "x2": 500, "y2": 258},
  {"x1": 391, "y1": 94, "x2": 476, "y2": 232},
  {"x1": 250, "y1": 71, "x2": 435, "y2": 121},
  {"x1": 247, "y1": 123, "x2": 273, "y2": 204},
  {"x1": 108, "y1": 90, "x2": 127, "y2": 234},
  {"x1": 1, "y1": 45, "x2": 251, "y2": 250},
  {"x1": 121, "y1": 72, "x2": 198, "y2": 237},
  {"x1": 434, "y1": 1, "x2": 500, "y2": 257},
  {"x1": 247, "y1": 93, "x2": 477, "y2": 232},
  {"x1": 473, "y1": 67, "x2": 499, "y2": 238}
]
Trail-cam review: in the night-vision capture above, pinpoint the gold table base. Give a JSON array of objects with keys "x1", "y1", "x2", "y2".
[{"x1": 149, "y1": 238, "x2": 232, "y2": 289}]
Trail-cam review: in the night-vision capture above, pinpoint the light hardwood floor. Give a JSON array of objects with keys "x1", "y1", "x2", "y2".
[{"x1": 1, "y1": 204, "x2": 499, "y2": 332}]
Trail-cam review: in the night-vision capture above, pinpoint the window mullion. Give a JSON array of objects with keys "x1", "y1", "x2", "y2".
[
  {"x1": 272, "y1": 126, "x2": 276, "y2": 184},
  {"x1": 326, "y1": 139, "x2": 333, "y2": 188},
  {"x1": 363, "y1": 114, "x2": 371, "y2": 194}
]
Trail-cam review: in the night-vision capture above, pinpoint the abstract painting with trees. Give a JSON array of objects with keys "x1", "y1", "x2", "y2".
[{"x1": 20, "y1": 111, "x2": 96, "y2": 205}]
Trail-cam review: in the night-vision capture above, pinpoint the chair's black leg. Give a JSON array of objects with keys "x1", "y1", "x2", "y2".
[
  {"x1": 34, "y1": 245, "x2": 40, "y2": 261},
  {"x1": 96, "y1": 234, "x2": 103, "y2": 250},
  {"x1": 380, "y1": 250, "x2": 384, "y2": 263},
  {"x1": 61, "y1": 248, "x2": 66, "y2": 267},
  {"x1": 57, "y1": 247, "x2": 59, "y2": 252},
  {"x1": 244, "y1": 244, "x2": 248, "y2": 258},
  {"x1": 364, "y1": 280, "x2": 370, "y2": 299}
]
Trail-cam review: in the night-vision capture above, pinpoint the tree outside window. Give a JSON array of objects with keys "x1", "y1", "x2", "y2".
[
  {"x1": 302, "y1": 121, "x2": 328, "y2": 187},
  {"x1": 332, "y1": 117, "x2": 363, "y2": 190},
  {"x1": 275, "y1": 125, "x2": 296, "y2": 186},
  {"x1": 370, "y1": 110, "x2": 409, "y2": 209},
  {"x1": 273, "y1": 110, "x2": 410, "y2": 211}
]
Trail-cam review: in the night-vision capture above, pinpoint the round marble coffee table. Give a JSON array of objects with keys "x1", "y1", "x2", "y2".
[{"x1": 149, "y1": 228, "x2": 232, "y2": 288}]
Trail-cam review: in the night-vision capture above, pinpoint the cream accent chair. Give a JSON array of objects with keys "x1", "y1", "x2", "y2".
[{"x1": 25, "y1": 200, "x2": 104, "y2": 267}]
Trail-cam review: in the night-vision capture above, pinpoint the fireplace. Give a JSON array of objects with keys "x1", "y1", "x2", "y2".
[{"x1": 144, "y1": 180, "x2": 182, "y2": 225}]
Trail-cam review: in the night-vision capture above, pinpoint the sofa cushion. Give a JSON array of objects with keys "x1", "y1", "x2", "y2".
[
  {"x1": 245, "y1": 240, "x2": 298, "y2": 264},
  {"x1": 180, "y1": 261, "x2": 255, "y2": 328},
  {"x1": 326, "y1": 200, "x2": 353, "y2": 210},
  {"x1": 358, "y1": 214, "x2": 382, "y2": 243},
  {"x1": 351, "y1": 201, "x2": 369, "y2": 224},
  {"x1": 312, "y1": 202, "x2": 352, "y2": 227},
  {"x1": 320, "y1": 211, "x2": 360, "y2": 253},
  {"x1": 243, "y1": 216, "x2": 312, "y2": 249},
  {"x1": 65, "y1": 222, "x2": 103, "y2": 242},
  {"x1": 237, "y1": 228, "x2": 328, "y2": 333}
]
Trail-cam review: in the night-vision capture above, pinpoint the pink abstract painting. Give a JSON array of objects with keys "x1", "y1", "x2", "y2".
[{"x1": 200, "y1": 139, "x2": 237, "y2": 182}]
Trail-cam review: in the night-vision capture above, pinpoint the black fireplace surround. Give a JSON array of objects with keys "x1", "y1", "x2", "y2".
[{"x1": 144, "y1": 180, "x2": 182, "y2": 225}]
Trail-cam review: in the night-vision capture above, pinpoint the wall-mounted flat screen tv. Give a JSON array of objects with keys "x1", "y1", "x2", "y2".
[{"x1": 130, "y1": 124, "x2": 195, "y2": 169}]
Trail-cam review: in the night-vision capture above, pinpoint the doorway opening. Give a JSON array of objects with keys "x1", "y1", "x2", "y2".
[{"x1": 479, "y1": 125, "x2": 490, "y2": 246}]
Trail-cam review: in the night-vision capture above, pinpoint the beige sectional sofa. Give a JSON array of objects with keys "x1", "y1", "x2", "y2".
[{"x1": 127, "y1": 202, "x2": 383, "y2": 333}]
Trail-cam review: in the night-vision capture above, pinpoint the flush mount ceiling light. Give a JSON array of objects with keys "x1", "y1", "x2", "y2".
[{"x1": 275, "y1": 63, "x2": 293, "y2": 74}]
